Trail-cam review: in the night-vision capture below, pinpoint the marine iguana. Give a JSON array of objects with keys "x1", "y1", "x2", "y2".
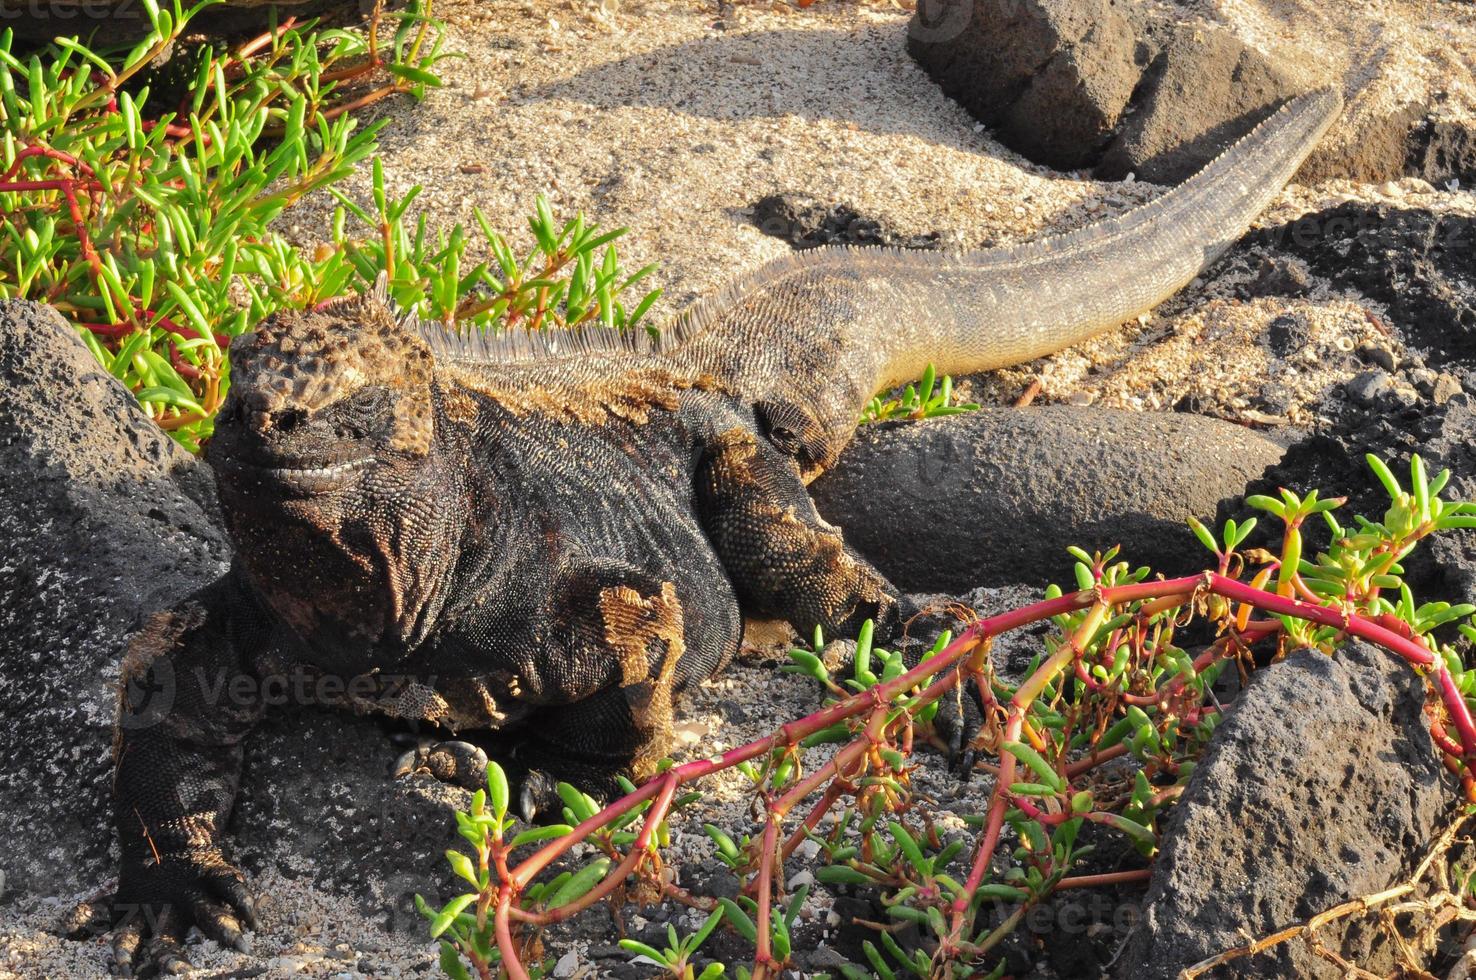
[{"x1": 106, "y1": 86, "x2": 1341, "y2": 973}]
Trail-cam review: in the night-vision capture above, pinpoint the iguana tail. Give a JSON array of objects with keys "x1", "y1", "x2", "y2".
[{"x1": 667, "y1": 86, "x2": 1342, "y2": 462}]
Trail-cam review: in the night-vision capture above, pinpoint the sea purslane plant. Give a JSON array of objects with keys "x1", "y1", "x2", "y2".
[
  {"x1": 0, "y1": 0, "x2": 660, "y2": 451},
  {"x1": 422, "y1": 454, "x2": 1476, "y2": 978}
]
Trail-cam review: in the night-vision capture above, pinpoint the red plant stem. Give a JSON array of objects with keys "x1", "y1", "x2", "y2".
[
  {"x1": 0, "y1": 178, "x2": 100, "y2": 193},
  {"x1": 235, "y1": 17, "x2": 298, "y2": 61},
  {"x1": 1, "y1": 145, "x2": 98, "y2": 183},
  {"x1": 509, "y1": 774, "x2": 679, "y2": 928},
  {"x1": 86, "y1": 312, "x2": 229, "y2": 350},
  {"x1": 1064, "y1": 743, "x2": 1129, "y2": 779},
  {"x1": 752, "y1": 820, "x2": 780, "y2": 977},
  {"x1": 782, "y1": 780, "x2": 848, "y2": 861},
  {"x1": 493, "y1": 900, "x2": 526, "y2": 980},
  {"x1": 1055, "y1": 869, "x2": 1152, "y2": 890},
  {"x1": 489, "y1": 570, "x2": 1476, "y2": 975}
]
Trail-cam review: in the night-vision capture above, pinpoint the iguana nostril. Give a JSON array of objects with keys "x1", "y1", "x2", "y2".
[{"x1": 275, "y1": 408, "x2": 307, "y2": 432}]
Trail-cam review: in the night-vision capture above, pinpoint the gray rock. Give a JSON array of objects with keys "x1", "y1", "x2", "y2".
[
  {"x1": 906, "y1": 0, "x2": 1141, "y2": 171},
  {"x1": 0, "y1": 300, "x2": 229, "y2": 897},
  {"x1": 1117, "y1": 641, "x2": 1455, "y2": 978},
  {"x1": 1345, "y1": 369, "x2": 1393, "y2": 406},
  {"x1": 811, "y1": 407, "x2": 1285, "y2": 591},
  {"x1": 1096, "y1": 25, "x2": 1302, "y2": 184},
  {"x1": 908, "y1": 0, "x2": 1472, "y2": 185}
]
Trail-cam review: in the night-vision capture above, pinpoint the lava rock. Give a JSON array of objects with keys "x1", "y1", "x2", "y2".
[
  {"x1": 1096, "y1": 25, "x2": 1301, "y2": 184},
  {"x1": 907, "y1": 0, "x2": 1310, "y2": 182},
  {"x1": 1251, "y1": 203, "x2": 1476, "y2": 368},
  {"x1": 750, "y1": 192, "x2": 942, "y2": 250},
  {"x1": 1117, "y1": 641, "x2": 1456, "y2": 978},
  {"x1": 906, "y1": 0, "x2": 1141, "y2": 171},
  {"x1": 1243, "y1": 258, "x2": 1312, "y2": 300},
  {"x1": 1407, "y1": 116, "x2": 1476, "y2": 186},
  {"x1": 1345, "y1": 369, "x2": 1394, "y2": 406},
  {"x1": 1262, "y1": 313, "x2": 1311, "y2": 357},
  {"x1": 810, "y1": 407, "x2": 1285, "y2": 591},
  {"x1": 0, "y1": 300, "x2": 229, "y2": 897}
]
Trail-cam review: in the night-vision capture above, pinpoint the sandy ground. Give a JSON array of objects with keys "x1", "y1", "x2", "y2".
[{"x1": 4, "y1": 0, "x2": 1476, "y2": 976}]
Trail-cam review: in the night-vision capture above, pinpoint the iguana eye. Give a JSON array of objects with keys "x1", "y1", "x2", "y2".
[{"x1": 349, "y1": 385, "x2": 390, "y2": 416}]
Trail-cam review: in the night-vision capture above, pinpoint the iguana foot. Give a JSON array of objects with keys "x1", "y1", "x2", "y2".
[
  {"x1": 108, "y1": 849, "x2": 257, "y2": 977},
  {"x1": 390, "y1": 738, "x2": 491, "y2": 790},
  {"x1": 518, "y1": 769, "x2": 563, "y2": 824}
]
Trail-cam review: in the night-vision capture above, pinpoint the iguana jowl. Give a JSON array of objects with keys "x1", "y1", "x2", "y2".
[{"x1": 108, "y1": 87, "x2": 1341, "y2": 972}]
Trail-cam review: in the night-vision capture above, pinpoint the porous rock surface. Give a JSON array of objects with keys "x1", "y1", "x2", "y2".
[
  {"x1": 1094, "y1": 22, "x2": 1301, "y2": 184},
  {"x1": 0, "y1": 299, "x2": 229, "y2": 898},
  {"x1": 1117, "y1": 641, "x2": 1457, "y2": 978},
  {"x1": 908, "y1": 0, "x2": 1476, "y2": 185},
  {"x1": 904, "y1": 0, "x2": 1141, "y2": 171},
  {"x1": 810, "y1": 406, "x2": 1286, "y2": 591}
]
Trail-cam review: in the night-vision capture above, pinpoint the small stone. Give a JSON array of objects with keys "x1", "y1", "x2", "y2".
[
  {"x1": 1433, "y1": 373, "x2": 1464, "y2": 405},
  {"x1": 1264, "y1": 314, "x2": 1310, "y2": 357},
  {"x1": 1357, "y1": 342, "x2": 1397, "y2": 372},
  {"x1": 553, "y1": 951, "x2": 580, "y2": 977},
  {"x1": 787, "y1": 869, "x2": 815, "y2": 891},
  {"x1": 1411, "y1": 367, "x2": 1439, "y2": 396},
  {"x1": 1345, "y1": 370, "x2": 1392, "y2": 406},
  {"x1": 1062, "y1": 390, "x2": 1095, "y2": 406},
  {"x1": 1257, "y1": 383, "x2": 1297, "y2": 416},
  {"x1": 806, "y1": 945, "x2": 853, "y2": 969},
  {"x1": 1391, "y1": 385, "x2": 1421, "y2": 409}
]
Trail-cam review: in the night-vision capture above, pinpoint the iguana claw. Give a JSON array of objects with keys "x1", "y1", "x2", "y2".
[
  {"x1": 108, "y1": 852, "x2": 258, "y2": 977},
  {"x1": 519, "y1": 769, "x2": 561, "y2": 824}
]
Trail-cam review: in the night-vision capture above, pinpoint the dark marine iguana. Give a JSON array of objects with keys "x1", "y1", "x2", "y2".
[{"x1": 106, "y1": 86, "x2": 1341, "y2": 973}]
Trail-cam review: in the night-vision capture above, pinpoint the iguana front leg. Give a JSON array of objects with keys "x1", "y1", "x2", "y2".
[
  {"x1": 468, "y1": 558, "x2": 734, "y2": 819},
  {"x1": 696, "y1": 425, "x2": 987, "y2": 770},
  {"x1": 110, "y1": 574, "x2": 267, "y2": 976},
  {"x1": 696, "y1": 426, "x2": 904, "y2": 638}
]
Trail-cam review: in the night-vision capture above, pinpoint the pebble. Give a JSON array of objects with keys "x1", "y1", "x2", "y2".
[
  {"x1": 553, "y1": 950, "x2": 580, "y2": 977},
  {"x1": 1357, "y1": 342, "x2": 1397, "y2": 372},
  {"x1": 1411, "y1": 367, "x2": 1439, "y2": 396},
  {"x1": 788, "y1": 869, "x2": 816, "y2": 890},
  {"x1": 1433, "y1": 373, "x2": 1464, "y2": 405},
  {"x1": 1345, "y1": 370, "x2": 1393, "y2": 406},
  {"x1": 805, "y1": 945, "x2": 853, "y2": 969},
  {"x1": 1257, "y1": 383, "x2": 1298, "y2": 415}
]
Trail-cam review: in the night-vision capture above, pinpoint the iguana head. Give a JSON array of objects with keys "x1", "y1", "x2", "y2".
[
  {"x1": 207, "y1": 280, "x2": 457, "y2": 660},
  {"x1": 210, "y1": 284, "x2": 436, "y2": 493}
]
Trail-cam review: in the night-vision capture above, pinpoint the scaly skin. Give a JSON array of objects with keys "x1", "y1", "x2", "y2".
[{"x1": 107, "y1": 87, "x2": 1341, "y2": 974}]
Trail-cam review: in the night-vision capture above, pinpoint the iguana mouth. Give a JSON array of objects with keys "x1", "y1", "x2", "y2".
[{"x1": 251, "y1": 456, "x2": 377, "y2": 494}]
